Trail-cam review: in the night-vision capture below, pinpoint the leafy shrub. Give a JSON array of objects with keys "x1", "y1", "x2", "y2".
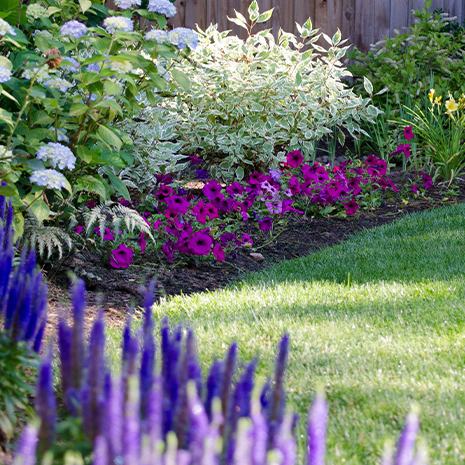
[
  {"x1": 0, "y1": 0, "x2": 194, "y2": 242},
  {"x1": 400, "y1": 91, "x2": 465, "y2": 182},
  {"x1": 349, "y1": 3, "x2": 465, "y2": 109},
  {"x1": 0, "y1": 197, "x2": 47, "y2": 443},
  {"x1": 137, "y1": 1, "x2": 379, "y2": 181}
]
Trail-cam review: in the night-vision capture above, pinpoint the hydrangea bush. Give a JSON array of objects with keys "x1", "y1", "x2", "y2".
[
  {"x1": 0, "y1": 0, "x2": 196, "y2": 239},
  {"x1": 135, "y1": 1, "x2": 380, "y2": 180}
]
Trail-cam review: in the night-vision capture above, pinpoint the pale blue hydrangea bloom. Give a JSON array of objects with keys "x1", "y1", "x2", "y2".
[
  {"x1": 114, "y1": 0, "x2": 141, "y2": 9},
  {"x1": 0, "y1": 18, "x2": 16, "y2": 37},
  {"x1": 0, "y1": 66, "x2": 12, "y2": 83},
  {"x1": 61, "y1": 57, "x2": 80, "y2": 73},
  {"x1": 147, "y1": 0, "x2": 176, "y2": 18},
  {"x1": 145, "y1": 29, "x2": 168, "y2": 42},
  {"x1": 30, "y1": 169, "x2": 68, "y2": 190},
  {"x1": 168, "y1": 27, "x2": 198, "y2": 49},
  {"x1": 103, "y1": 16, "x2": 134, "y2": 33},
  {"x1": 60, "y1": 20, "x2": 88, "y2": 39},
  {"x1": 44, "y1": 77, "x2": 73, "y2": 92},
  {"x1": 86, "y1": 62, "x2": 101, "y2": 72},
  {"x1": 36, "y1": 142, "x2": 76, "y2": 170}
]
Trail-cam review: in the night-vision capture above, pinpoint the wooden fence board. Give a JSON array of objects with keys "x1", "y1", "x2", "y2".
[{"x1": 107, "y1": 0, "x2": 465, "y2": 49}]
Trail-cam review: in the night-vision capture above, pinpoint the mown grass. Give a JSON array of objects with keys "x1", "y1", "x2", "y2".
[{"x1": 107, "y1": 203, "x2": 465, "y2": 464}]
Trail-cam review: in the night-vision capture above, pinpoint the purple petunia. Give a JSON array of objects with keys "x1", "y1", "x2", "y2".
[
  {"x1": 109, "y1": 244, "x2": 134, "y2": 269},
  {"x1": 188, "y1": 231, "x2": 213, "y2": 255}
]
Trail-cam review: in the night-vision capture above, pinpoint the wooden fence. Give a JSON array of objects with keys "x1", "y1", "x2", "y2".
[{"x1": 167, "y1": 0, "x2": 465, "y2": 49}]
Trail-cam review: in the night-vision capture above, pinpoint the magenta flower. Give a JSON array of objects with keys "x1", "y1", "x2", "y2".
[
  {"x1": 138, "y1": 232, "x2": 147, "y2": 254},
  {"x1": 213, "y1": 243, "x2": 225, "y2": 262},
  {"x1": 203, "y1": 181, "x2": 223, "y2": 200},
  {"x1": 118, "y1": 198, "x2": 131, "y2": 207},
  {"x1": 411, "y1": 183, "x2": 419, "y2": 194},
  {"x1": 94, "y1": 227, "x2": 115, "y2": 241},
  {"x1": 258, "y1": 217, "x2": 273, "y2": 232},
  {"x1": 153, "y1": 219, "x2": 162, "y2": 230},
  {"x1": 165, "y1": 195, "x2": 190, "y2": 215},
  {"x1": 226, "y1": 182, "x2": 244, "y2": 197},
  {"x1": 247, "y1": 172, "x2": 266, "y2": 186},
  {"x1": 241, "y1": 233, "x2": 253, "y2": 246},
  {"x1": 161, "y1": 241, "x2": 175, "y2": 263},
  {"x1": 391, "y1": 144, "x2": 411, "y2": 159},
  {"x1": 344, "y1": 200, "x2": 359, "y2": 216},
  {"x1": 189, "y1": 154, "x2": 204, "y2": 165},
  {"x1": 109, "y1": 244, "x2": 134, "y2": 269},
  {"x1": 288, "y1": 176, "x2": 301, "y2": 195},
  {"x1": 421, "y1": 172, "x2": 433, "y2": 190},
  {"x1": 86, "y1": 199, "x2": 97, "y2": 209},
  {"x1": 188, "y1": 231, "x2": 213, "y2": 255},
  {"x1": 74, "y1": 225, "x2": 84, "y2": 235},
  {"x1": 156, "y1": 184, "x2": 174, "y2": 199},
  {"x1": 403, "y1": 126, "x2": 414, "y2": 141},
  {"x1": 286, "y1": 150, "x2": 304, "y2": 169}
]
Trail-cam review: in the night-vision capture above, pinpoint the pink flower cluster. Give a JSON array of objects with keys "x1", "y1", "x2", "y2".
[{"x1": 75, "y1": 150, "x2": 403, "y2": 268}]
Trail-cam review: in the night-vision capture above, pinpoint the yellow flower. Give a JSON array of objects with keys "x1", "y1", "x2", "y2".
[
  {"x1": 428, "y1": 88, "x2": 435, "y2": 103},
  {"x1": 434, "y1": 96, "x2": 442, "y2": 106},
  {"x1": 445, "y1": 97, "x2": 458, "y2": 113},
  {"x1": 458, "y1": 94, "x2": 465, "y2": 110}
]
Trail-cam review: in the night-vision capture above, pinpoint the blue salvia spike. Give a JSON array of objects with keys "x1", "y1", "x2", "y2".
[
  {"x1": 124, "y1": 376, "x2": 141, "y2": 465},
  {"x1": 58, "y1": 320, "x2": 73, "y2": 407},
  {"x1": 395, "y1": 411, "x2": 420, "y2": 465},
  {"x1": 12, "y1": 424, "x2": 39, "y2": 465},
  {"x1": 147, "y1": 376, "x2": 163, "y2": 445},
  {"x1": 233, "y1": 419, "x2": 253, "y2": 465},
  {"x1": 268, "y1": 333, "x2": 290, "y2": 449},
  {"x1": 71, "y1": 280, "x2": 86, "y2": 392},
  {"x1": 251, "y1": 396, "x2": 267, "y2": 465},
  {"x1": 93, "y1": 436, "x2": 109, "y2": 465},
  {"x1": 32, "y1": 321, "x2": 46, "y2": 353},
  {"x1": 105, "y1": 376, "x2": 124, "y2": 460},
  {"x1": 221, "y1": 342, "x2": 238, "y2": 425},
  {"x1": 83, "y1": 312, "x2": 106, "y2": 442},
  {"x1": 307, "y1": 392, "x2": 328, "y2": 465},
  {"x1": 276, "y1": 413, "x2": 297, "y2": 465},
  {"x1": 35, "y1": 350, "x2": 56, "y2": 456},
  {"x1": 206, "y1": 360, "x2": 224, "y2": 419},
  {"x1": 187, "y1": 382, "x2": 209, "y2": 465}
]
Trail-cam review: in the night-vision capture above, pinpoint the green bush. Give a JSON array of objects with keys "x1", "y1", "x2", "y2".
[
  {"x1": 349, "y1": 3, "x2": 465, "y2": 109},
  {"x1": 0, "y1": 0, "x2": 187, "y2": 240},
  {"x1": 138, "y1": 1, "x2": 379, "y2": 180}
]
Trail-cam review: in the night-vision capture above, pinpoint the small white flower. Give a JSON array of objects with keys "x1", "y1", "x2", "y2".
[
  {"x1": 103, "y1": 16, "x2": 134, "y2": 33},
  {"x1": 0, "y1": 66, "x2": 12, "y2": 83},
  {"x1": 145, "y1": 29, "x2": 168, "y2": 42},
  {"x1": 147, "y1": 0, "x2": 176, "y2": 17},
  {"x1": 30, "y1": 169, "x2": 68, "y2": 190},
  {"x1": 0, "y1": 18, "x2": 16, "y2": 37},
  {"x1": 168, "y1": 27, "x2": 198, "y2": 49},
  {"x1": 36, "y1": 142, "x2": 76, "y2": 170},
  {"x1": 114, "y1": 0, "x2": 141, "y2": 9},
  {"x1": 60, "y1": 20, "x2": 88, "y2": 39}
]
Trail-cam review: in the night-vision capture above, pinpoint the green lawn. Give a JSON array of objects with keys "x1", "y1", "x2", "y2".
[{"x1": 110, "y1": 203, "x2": 465, "y2": 464}]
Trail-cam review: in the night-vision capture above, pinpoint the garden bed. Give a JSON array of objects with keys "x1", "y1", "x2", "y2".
[{"x1": 45, "y1": 173, "x2": 465, "y2": 322}]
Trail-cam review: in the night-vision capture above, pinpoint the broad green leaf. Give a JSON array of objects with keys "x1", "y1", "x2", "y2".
[
  {"x1": 105, "y1": 171, "x2": 130, "y2": 200},
  {"x1": 79, "y1": 0, "x2": 92, "y2": 13},
  {"x1": 24, "y1": 193, "x2": 52, "y2": 223},
  {"x1": 96, "y1": 124, "x2": 123, "y2": 150},
  {"x1": 74, "y1": 175, "x2": 108, "y2": 200},
  {"x1": 171, "y1": 69, "x2": 191, "y2": 91}
]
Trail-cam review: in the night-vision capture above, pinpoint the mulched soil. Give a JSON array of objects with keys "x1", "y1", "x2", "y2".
[{"x1": 45, "y1": 174, "x2": 465, "y2": 326}]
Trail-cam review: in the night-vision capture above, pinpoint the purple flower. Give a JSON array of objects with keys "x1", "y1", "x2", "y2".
[
  {"x1": 166, "y1": 195, "x2": 190, "y2": 215},
  {"x1": 60, "y1": 20, "x2": 88, "y2": 39},
  {"x1": 74, "y1": 225, "x2": 84, "y2": 235},
  {"x1": 258, "y1": 217, "x2": 273, "y2": 233},
  {"x1": 395, "y1": 411, "x2": 420, "y2": 465},
  {"x1": 286, "y1": 150, "x2": 304, "y2": 169},
  {"x1": 195, "y1": 169, "x2": 210, "y2": 180},
  {"x1": 188, "y1": 231, "x2": 213, "y2": 255},
  {"x1": 226, "y1": 182, "x2": 244, "y2": 197},
  {"x1": 203, "y1": 180, "x2": 223, "y2": 200},
  {"x1": 344, "y1": 199, "x2": 359, "y2": 216},
  {"x1": 189, "y1": 154, "x2": 204, "y2": 165},
  {"x1": 307, "y1": 392, "x2": 328, "y2": 465},
  {"x1": 404, "y1": 126, "x2": 414, "y2": 141},
  {"x1": 13, "y1": 424, "x2": 38, "y2": 465},
  {"x1": 109, "y1": 244, "x2": 134, "y2": 269},
  {"x1": 213, "y1": 243, "x2": 225, "y2": 262}
]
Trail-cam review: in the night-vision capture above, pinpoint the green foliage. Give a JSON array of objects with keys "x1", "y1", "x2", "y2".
[
  {"x1": 140, "y1": 3, "x2": 379, "y2": 180},
  {"x1": 0, "y1": 333, "x2": 38, "y2": 444},
  {"x1": 400, "y1": 92, "x2": 465, "y2": 182},
  {"x1": 349, "y1": 5, "x2": 465, "y2": 109},
  {"x1": 0, "y1": 0, "x2": 183, "y2": 243}
]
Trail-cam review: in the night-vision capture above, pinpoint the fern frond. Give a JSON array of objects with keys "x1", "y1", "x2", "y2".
[
  {"x1": 84, "y1": 203, "x2": 153, "y2": 241},
  {"x1": 24, "y1": 217, "x2": 73, "y2": 260}
]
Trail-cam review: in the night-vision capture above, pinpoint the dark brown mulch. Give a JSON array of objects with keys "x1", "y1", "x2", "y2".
[{"x1": 45, "y1": 175, "x2": 465, "y2": 320}]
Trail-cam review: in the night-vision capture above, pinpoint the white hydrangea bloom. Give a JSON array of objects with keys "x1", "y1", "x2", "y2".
[
  {"x1": 147, "y1": 0, "x2": 176, "y2": 17},
  {"x1": 0, "y1": 18, "x2": 16, "y2": 37},
  {"x1": 44, "y1": 77, "x2": 73, "y2": 92},
  {"x1": 26, "y1": 4, "x2": 49, "y2": 20},
  {"x1": 103, "y1": 16, "x2": 134, "y2": 33},
  {"x1": 168, "y1": 27, "x2": 198, "y2": 49},
  {"x1": 30, "y1": 169, "x2": 68, "y2": 190},
  {"x1": 0, "y1": 66, "x2": 12, "y2": 83},
  {"x1": 36, "y1": 143, "x2": 76, "y2": 170},
  {"x1": 114, "y1": 0, "x2": 141, "y2": 9},
  {"x1": 145, "y1": 29, "x2": 168, "y2": 42},
  {"x1": 22, "y1": 66, "x2": 50, "y2": 83},
  {"x1": 0, "y1": 145, "x2": 13, "y2": 160}
]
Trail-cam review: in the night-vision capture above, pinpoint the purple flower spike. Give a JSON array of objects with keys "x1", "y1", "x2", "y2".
[
  {"x1": 276, "y1": 413, "x2": 297, "y2": 465},
  {"x1": 395, "y1": 411, "x2": 420, "y2": 465},
  {"x1": 124, "y1": 377, "x2": 141, "y2": 465},
  {"x1": 187, "y1": 382, "x2": 209, "y2": 464},
  {"x1": 35, "y1": 351, "x2": 57, "y2": 455},
  {"x1": 93, "y1": 436, "x2": 109, "y2": 465},
  {"x1": 251, "y1": 397, "x2": 267, "y2": 465},
  {"x1": 13, "y1": 424, "x2": 39, "y2": 465},
  {"x1": 105, "y1": 376, "x2": 124, "y2": 460},
  {"x1": 307, "y1": 392, "x2": 328, "y2": 465},
  {"x1": 71, "y1": 280, "x2": 86, "y2": 391}
]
